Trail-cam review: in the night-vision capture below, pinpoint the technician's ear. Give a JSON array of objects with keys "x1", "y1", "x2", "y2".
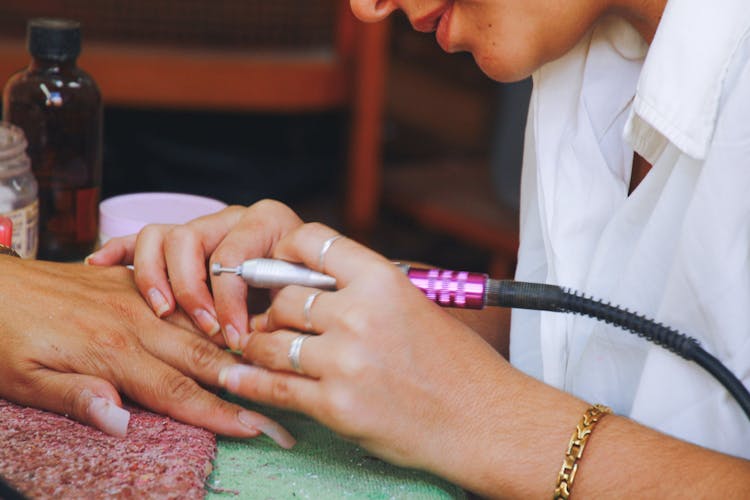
[{"x1": 349, "y1": 0, "x2": 399, "y2": 23}]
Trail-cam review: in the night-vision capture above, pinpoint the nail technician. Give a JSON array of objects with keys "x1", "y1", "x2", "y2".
[{"x1": 90, "y1": 0, "x2": 750, "y2": 497}]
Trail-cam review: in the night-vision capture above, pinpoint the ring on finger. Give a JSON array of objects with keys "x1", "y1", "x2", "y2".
[
  {"x1": 288, "y1": 334, "x2": 311, "y2": 375},
  {"x1": 303, "y1": 290, "x2": 323, "y2": 331},
  {"x1": 318, "y1": 234, "x2": 343, "y2": 272}
]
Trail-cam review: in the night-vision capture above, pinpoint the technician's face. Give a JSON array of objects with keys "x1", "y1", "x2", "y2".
[{"x1": 350, "y1": 0, "x2": 605, "y2": 82}]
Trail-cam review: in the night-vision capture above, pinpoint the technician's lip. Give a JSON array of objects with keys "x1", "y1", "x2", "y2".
[
  {"x1": 412, "y1": 4, "x2": 450, "y2": 33},
  {"x1": 435, "y1": 3, "x2": 455, "y2": 53}
]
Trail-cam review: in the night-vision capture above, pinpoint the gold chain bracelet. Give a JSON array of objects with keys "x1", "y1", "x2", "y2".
[{"x1": 553, "y1": 404, "x2": 612, "y2": 499}]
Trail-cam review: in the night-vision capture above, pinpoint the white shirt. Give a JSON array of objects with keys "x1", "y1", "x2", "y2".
[{"x1": 511, "y1": 0, "x2": 750, "y2": 458}]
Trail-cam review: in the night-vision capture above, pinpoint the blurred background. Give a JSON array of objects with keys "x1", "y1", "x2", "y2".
[{"x1": 0, "y1": 0, "x2": 531, "y2": 280}]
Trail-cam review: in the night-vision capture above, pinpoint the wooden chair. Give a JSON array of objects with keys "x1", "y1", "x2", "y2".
[
  {"x1": 0, "y1": 0, "x2": 389, "y2": 237},
  {"x1": 383, "y1": 160, "x2": 519, "y2": 278}
]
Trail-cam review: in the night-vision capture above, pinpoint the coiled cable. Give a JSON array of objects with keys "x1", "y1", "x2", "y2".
[
  {"x1": 487, "y1": 280, "x2": 750, "y2": 421},
  {"x1": 0, "y1": 474, "x2": 25, "y2": 500}
]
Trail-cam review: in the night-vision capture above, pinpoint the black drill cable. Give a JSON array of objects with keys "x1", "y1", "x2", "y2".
[
  {"x1": 486, "y1": 280, "x2": 750, "y2": 421},
  {"x1": 0, "y1": 473, "x2": 26, "y2": 500}
]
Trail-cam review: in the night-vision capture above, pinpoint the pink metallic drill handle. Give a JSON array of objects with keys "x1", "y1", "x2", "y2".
[
  {"x1": 405, "y1": 267, "x2": 488, "y2": 309},
  {"x1": 213, "y1": 258, "x2": 491, "y2": 309}
]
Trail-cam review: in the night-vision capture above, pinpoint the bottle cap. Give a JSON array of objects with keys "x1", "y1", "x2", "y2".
[
  {"x1": 27, "y1": 18, "x2": 81, "y2": 62},
  {"x1": 0, "y1": 216, "x2": 12, "y2": 247},
  {"x1": 0, "y1": 123, "x2": 28, "y2": 165}
]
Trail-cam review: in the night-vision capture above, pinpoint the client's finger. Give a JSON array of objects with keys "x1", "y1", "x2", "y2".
[
  {"x1": 163, "y1": 308, "x2": 229, "y2": 349},
  {"x1": 115, "y1": 350, "x2": 294, "y2": 447},
  {"x1": 13, "y1": 369, "x2": 130, "y2": 437},
  {"x1": 139, "y1": 319, "x2": 237, "y2": 386}
]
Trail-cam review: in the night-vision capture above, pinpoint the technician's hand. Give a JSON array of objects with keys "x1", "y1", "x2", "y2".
[
  {"x1": 0, "y1": 256, "x2": 294, "y2": 447},
  {"x1": 214, "y1": 223, "x2": 519, "y2": 481},
  {"x1": 87, "y1": 200, "x2": 303, "y2": 352}
]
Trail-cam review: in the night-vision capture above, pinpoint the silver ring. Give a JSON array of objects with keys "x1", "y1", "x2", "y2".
[
  {"x1": 288, "y1": 334, "x2": 310, "y2": 374},
  {"x1": 318, "y1": 234, "x2": 343, "y2": 271},
  {"x1": 303, "y1": 290, "x2": 323, "y2": 331}
]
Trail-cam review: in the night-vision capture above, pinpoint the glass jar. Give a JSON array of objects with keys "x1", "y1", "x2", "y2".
[{"x1": 0, "y1": 122, "x2": 39, "y2": 258}]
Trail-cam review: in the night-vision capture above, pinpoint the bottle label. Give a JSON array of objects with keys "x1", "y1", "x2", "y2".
[{"x1": 2, "y1": 200, "x2": 39, "y2": 259}]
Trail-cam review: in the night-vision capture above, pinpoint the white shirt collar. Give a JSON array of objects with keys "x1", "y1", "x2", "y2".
[{"x1": 625, "y1": 0, "x2": 750, "y2": 162}]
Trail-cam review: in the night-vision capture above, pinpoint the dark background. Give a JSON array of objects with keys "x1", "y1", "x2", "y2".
[{"x1": 1, "y1": 8, "x2": 531, "y2": 274}]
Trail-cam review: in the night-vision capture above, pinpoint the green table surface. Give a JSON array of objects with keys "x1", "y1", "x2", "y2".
[{"x1": 206, "y1": 396, "x2": 466, "y2": 499}]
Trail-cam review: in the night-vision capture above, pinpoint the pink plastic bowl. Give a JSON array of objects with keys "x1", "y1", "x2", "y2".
[{"x1": 99, "y1": 192, "x2": 227, "y2": 243}]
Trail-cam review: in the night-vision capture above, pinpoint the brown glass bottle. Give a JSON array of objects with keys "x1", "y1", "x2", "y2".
[{"x1": 2, "y1": 18, "x2": 101, "y2": 261}]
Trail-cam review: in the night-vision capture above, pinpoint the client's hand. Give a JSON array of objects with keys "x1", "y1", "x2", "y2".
[{"x1": 0, "y1": 256, "x2": 294, "y2": 447}]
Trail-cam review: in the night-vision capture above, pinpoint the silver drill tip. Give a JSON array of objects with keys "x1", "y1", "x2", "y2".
[{"x1": 211, "y1": 262, "x2": 241, "y2": 276}]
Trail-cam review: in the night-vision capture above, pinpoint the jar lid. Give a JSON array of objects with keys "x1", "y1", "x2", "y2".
[
  {"x1": 0, "y1": 123, "x2": 28, "y2": 162},
  {"x1": 99, "y1": 192, "x2": 227, "y2": 243},
  {"x1": 0, "y1": 216, "x2": 12, "y2": 247},
  {"x1": 27, "y1": 18, "x2": 81, "y2": 62}
]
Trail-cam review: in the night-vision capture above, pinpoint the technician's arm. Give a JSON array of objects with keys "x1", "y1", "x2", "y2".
[
  {"x1": 440, "y1": 303, "x2": 509, "y2": 356},
  {"x1": 219, "y1": 223, "x2": 750, "y2": 499}
]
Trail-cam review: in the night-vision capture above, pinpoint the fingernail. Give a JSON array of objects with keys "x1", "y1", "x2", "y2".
[
  {"x1": 235, "y1": 411, "x2": 261, "y2": 437},
  {"x1": 88, "y1": 396, "x2": 130, "y2": 437},
  {"x1": 147, "y1": 288, "x2": 170, "y2": 317},
  {"x1": 83, "y1": 252, "x2": 97, "y2": 265},
  {"x1": 238, "y1": 412, "x2": 296, "y2": 449},
  {"x1": 194, "y1": 308, "x2": 220, "y2": 336},
  {"x1": 218, "y1": 365, "x2": 237, "y2": 391},
  {"x1": 248, "y1": 316, "x2": 257, "y2": 332},
  {"x1": 224, "y1": 324, "x2": 241, "y2": 351},
  {"x1": 218, "y1": 364, "x2": 258, "y2": 392}
]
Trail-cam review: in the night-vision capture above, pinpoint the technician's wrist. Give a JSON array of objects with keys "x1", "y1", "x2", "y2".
[
  {"x1": 454, "y1": 369, "x2": 591, "y2": 499},
  {"x1": 424, "y1": 362, "x2": 528, "y2": 496}
]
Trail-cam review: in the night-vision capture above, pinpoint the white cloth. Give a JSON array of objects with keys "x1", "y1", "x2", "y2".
[{"x1": 510, "y1": 0, "x2": 750, "y2": 459}]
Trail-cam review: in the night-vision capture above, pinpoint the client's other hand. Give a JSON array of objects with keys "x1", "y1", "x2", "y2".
[{"x1": 0, "y1": 256, "x2": 294, "y2": 447}]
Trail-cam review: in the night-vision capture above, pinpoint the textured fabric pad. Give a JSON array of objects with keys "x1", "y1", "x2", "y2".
[
  {"x1": 208, "y1": 396, "x2": 466, "y2": 499},
  {"x1": 0, "y1": 395, "x2": 466, "y2": 499},
  {"x1": 0, "y1": 399, "x2": 215, "y2": 499}
]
